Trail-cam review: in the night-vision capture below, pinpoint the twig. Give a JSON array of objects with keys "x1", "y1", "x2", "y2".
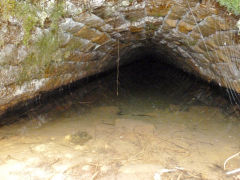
[
  {"x1": 158, "y1": 137, "x2": 189, "y2": 151},
  {"x1": 224, "y1": 152, "x2": 240, "y2": 170},
  {"x1": 226, "y1": 168, "x2": 240, "y2": 175},
  {"x1": 177, "y1": 173, "x2": 182, "y2": 180},
  {"x1": 48, "y1": 158, "x2": 60, "y2": 167},
  {"x1": 91, "y1": 171, "x2": 99, "y2": 180}
]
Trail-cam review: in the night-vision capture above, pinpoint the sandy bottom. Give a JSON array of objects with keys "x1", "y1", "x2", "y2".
[{"x1": 0, "y1": 104, "x2": 240, "y2": 180}]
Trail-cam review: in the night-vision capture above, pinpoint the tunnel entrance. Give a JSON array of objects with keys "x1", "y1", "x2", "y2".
[
  {"x1": 0, "y1": 50, "x2": 240, "y2": 179},
  {"x1": 1, "y1": 48, "x2": 235, "y2": 124}
]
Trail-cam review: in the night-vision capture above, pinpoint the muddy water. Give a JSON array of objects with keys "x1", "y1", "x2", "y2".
[{"x1": 0, "y1": 59, "x2": 240, "y2": 180}]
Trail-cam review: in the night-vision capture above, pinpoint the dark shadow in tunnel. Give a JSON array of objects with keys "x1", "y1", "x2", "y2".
[
  {"x1": 0, "y1": 47, "x2": 238, "y2": 126},
  {"x1": 117, "y1": 50, "x2": 232, "y2": 113}
]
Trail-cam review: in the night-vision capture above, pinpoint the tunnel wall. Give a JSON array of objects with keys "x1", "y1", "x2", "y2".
[{"x1": 0, "y1": 0, "x2": 240, "y2": 115}]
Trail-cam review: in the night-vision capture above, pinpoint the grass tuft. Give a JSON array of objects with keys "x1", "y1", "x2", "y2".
[{"x1": 217, "y1": 0, "x2": 240, "y2": 15}]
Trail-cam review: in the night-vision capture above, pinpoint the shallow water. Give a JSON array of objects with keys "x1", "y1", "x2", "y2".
[{"x1": 0, "y1": 59, "x2": 240, "y2": 180}]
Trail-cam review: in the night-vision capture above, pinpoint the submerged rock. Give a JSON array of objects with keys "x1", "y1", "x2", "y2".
[{"x1": 64, "y1": 131, "x2": 92, "y2": 145}]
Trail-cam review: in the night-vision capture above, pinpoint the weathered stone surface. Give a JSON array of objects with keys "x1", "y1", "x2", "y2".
[{"x1": 0, "y1": 0, "x2": 240, "y2": 115}]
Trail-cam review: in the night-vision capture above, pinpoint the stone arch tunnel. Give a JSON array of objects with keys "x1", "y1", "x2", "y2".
[
  {"x1": 2, "y1": 1, "x2": 240, "y2": 179},
  {"x1": 1, "y1": 0, "x2": 240, "y2": 116}
]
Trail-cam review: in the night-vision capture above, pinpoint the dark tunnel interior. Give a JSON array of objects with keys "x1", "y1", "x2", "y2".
[
  {"x1": 0, "y1": 48, "x2": 238, "y2": 125},
  {"x1": 0, "y1": 48, "x2": 238, "y2": 126}
]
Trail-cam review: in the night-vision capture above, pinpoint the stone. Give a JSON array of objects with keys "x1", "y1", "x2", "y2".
[
  {"x1": 146, "y1": 3, "x2": 172, "y2": 17},
  {"x1": 178, "y1": 21, "x2": 195, "y2": 33},
  {"x1": 64, "y1": 131, "x2": 92, "y2": 145},
  {"x1": 60, "y1": 18, "x2": 84, "y2": 34},
  {"x1": 74, "y1": 26, "x2": 101, "y2": 40},
  {"x1": 165, "y1": 19, "x2": 178, "y2": 28}
]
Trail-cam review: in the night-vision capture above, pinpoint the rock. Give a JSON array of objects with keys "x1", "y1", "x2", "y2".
[{"x1": 64, "y1": 131, "x2": 92, "y2": 145}]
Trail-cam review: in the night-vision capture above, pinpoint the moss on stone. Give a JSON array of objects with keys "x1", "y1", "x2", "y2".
[
  {"x1": 0, "y1": 0, "x2": 16, "y2": 19},
  {"x1": 13, "y1": 0, "x2": 66, "y2": 84},
  {"x1": 16, "y1": 1, "x2": 39, "y2": 45},
  {"x1": 146, "y1": 23, "x2": 159, "y2": 31},
  {"x1": 18, "y1": 30, "x2": 62, "y2": 84},
  {"x1": 0, "y1": 0, "x2": 39, "y2": 45},
  {"x1": 216, "y1": 0, "x2": 240, "y2": 15}
]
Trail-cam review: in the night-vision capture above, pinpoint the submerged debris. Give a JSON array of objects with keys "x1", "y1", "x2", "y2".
[{"x1": 64, "y1": 131, "x2": 92, "y2": 145}]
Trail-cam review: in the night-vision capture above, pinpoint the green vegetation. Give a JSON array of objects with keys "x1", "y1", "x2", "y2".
[
  {"x1": 1, "y1": 0, "x2": 39, "y2": 45},
  {"x1": 217, "y1": 0, "x2": 240, "y2": 15},
  {"x1": 19, "y1": 1, "x2": 65, "y2": 84},
  {"x1": 0, "y1": 0, "x2": 65, "y2": 45},
  {"x1": 125, "y1": 15, "x2": 139, "y2": 22},
  {"x1": 0, "y1": 0, "x2": 66, "y2": 84},
  {"x1": 146, "y1": 23, "x2": 159, "y2": 31},
  {"x1": 19, "y1": 30, "x2": 62, "y2": 84}
]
